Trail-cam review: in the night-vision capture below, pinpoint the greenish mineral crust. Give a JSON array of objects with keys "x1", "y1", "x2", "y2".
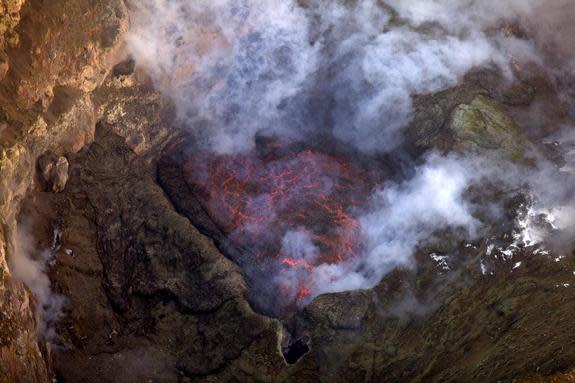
[{"x1": 449, "y1": 95, "x2": 532, "y2": 163}]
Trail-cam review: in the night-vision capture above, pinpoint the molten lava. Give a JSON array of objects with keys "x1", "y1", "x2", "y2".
[{"x1": 183, "y1": 141, "x2": 374, "y2": 310}]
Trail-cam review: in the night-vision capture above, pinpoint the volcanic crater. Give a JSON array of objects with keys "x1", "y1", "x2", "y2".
[{"x1": 1, "y1": 1, "x2": 575, "y2": 383}]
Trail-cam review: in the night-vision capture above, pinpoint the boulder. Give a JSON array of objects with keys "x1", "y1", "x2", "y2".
[
  {"x1": 449, "y1": 95, "x2": 532, "y2": 162},
  {"x1": 37, "y1": 151, "x2": 69, "y2": 193}
]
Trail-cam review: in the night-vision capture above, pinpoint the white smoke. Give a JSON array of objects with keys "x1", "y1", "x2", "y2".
[
  {"x1": 273, "y1": 229, "x2": 319, "y2": 303},
  {"x1": 126, "y1": 0, "x2": 540, "y2": 154},
  {"x1": 127, "y1": 0, "x2": 575, "y2": 306},
  {"x1": 521, "y1": 0, "x2": 575, "y2": 71},
  {"x1": 282, "y1": 154, "x2": 484, "y2": 298},
  {"x1": 273, "y1": 151, "x2": 575, "y2": 301},
  {"x1": 128, "y1": 0, "x2": 318, "y2": 153},
  {"x1": 11, "y1": 224, "x2": 65, "y2": 340},
  {"x1": 516, "y1": 151, "x2": 575, "y2": 249},
  {"x1": 281, "y1": 229, "x2": 319, "y2": 264}
]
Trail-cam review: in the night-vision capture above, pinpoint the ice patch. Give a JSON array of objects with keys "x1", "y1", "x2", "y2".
[
  {"x1": 556, "y1": 283, "x2": 571, "y2": 288},
  {"x1": 499, "y1": 247, "x2": 515, "y2": 260},
  {"x1": 514, "y1": 202, "x2": 558, "y2": 247},
  {"x1": 480, "y1": 260, "x2": 489, "y2": 276},
  {"x1": 533, "y1": 248, "x2": 549, "y2": 256},
  {"x1": 430, "y1": 253, "x2": 450, "y2": 271},
  {"x1": 486, "y1": 244, "x2": 495, "y2": 256}
]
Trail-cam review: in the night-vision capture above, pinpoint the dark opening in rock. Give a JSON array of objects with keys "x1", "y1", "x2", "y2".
[
  {"x1": 113, "y1": 57, "x2": 136, "y2": 77},
  {"x1": 282, "y1": 337, "x2": 310, "y2": 364}
]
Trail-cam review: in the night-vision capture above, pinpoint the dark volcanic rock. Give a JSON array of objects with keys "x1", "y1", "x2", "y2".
[
  {"x1": 151, "y1": 115, "x2": 575, "y2": 383},
  {"x1": 0, "y1": 0, "x2": 128, "y2": 380},
  {"x1": 82, "y1": 125, "x2": 239, "y2": 312},
  {"x1": 2, "y1": 1, "x2": 575, "y2": 381},
  {"x1": 50, "y1": 123, "x2": 284, "y2": 382}
]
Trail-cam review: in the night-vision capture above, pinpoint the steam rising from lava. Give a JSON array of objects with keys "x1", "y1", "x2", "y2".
[
  {"x1": 183, "y1": 142, "x2": 372, "y2": 308},
  {"x1": 270, "y1": 153, "x2": 485, "y2": 300},
  {"x1": 127, "y1": 0, "x2": 538, "y2": 154},
  {"x1": 127, "y1": 0, "x2": 575, "y2": 311}
]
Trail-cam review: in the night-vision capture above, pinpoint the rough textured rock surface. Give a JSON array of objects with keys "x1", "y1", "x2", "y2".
[
  {"x1": 40, "y1": 123, "x2": 284, "y2": 383},
  {"x1": 0, "y1": 0, "x2": 24, "y2": 74},
  {"x1": 158, "y1": 139, "x2": 575, "y2": 382},
  {"x1": 0, "y1": 1, "x2": 574, "y2": 383},
  {"x1": 405, "y1": 68, "x2": 569, "y2": 156},
  {"x1": 449, "y1": 95, "x2": 531, "y2": 161},
  {"x1": 0, "y1": 0, "x2": 126, "y2": 380},
  {"x1": 37, "y1": 151, "x2": 69, "y2": 192}
]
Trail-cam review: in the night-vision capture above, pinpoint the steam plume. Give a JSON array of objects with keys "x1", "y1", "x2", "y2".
[
  {"x1": 11, "y1": 224, "x2": 65, "y2": 340},
  {"x1": 127, "y1": 0, "x2": 575, "y2": 307},
  {"x1": 127, "y1": 0, "x2": 540, "y2": 154}
]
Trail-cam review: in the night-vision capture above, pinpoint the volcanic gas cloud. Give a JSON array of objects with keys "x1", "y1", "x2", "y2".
[{"x1": 129, "y1": 0, "x2": 575, "y2": 315}]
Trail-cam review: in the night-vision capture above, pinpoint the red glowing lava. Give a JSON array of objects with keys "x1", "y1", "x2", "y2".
[{"x1": 183, "y1": 140, "x2": 373, "y2": 308}]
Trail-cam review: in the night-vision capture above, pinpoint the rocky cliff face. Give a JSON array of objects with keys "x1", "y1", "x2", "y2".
[
  {"x1": 0, "y1": 0, "x2": 126, "y2": 380},
  {"x1": 0, "y1": 1, "x2": 574, "y2": 383}
]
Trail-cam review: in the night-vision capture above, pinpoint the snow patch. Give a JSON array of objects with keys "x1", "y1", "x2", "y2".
[{"x1": 430, "y1": 253, "x2": 450, "y2": 271}]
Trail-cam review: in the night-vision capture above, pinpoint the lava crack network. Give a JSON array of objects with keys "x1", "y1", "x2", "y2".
[{"x1": 183, "y1": 142, "x2": 374, "y2": 308}]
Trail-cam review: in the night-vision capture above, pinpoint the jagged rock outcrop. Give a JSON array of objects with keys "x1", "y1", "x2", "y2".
[
  {"x1": 406, "y1": 68, "x2": 569, "y2": 157},
  {"x1": 449, "y1": 95, "x2": 532, "y2": 162},
  {"x1": 37, "y1": 151, "x2": 69, "y2": 193},
  {"x1": 92, "y1": 59, "x2": 174, "y2": 155},
  {"x1": 39, "y1": 123, "x2": 284, "y2": 382},
  {"x1": 0, "y1": 0, "x2": 127, "y2": 380},
  {"x1": 0, "y1": 0, "x2": 24, "y2": 82},
  {"x1": 0, "y1": 1, "x2": 575, "y2": 383}
]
